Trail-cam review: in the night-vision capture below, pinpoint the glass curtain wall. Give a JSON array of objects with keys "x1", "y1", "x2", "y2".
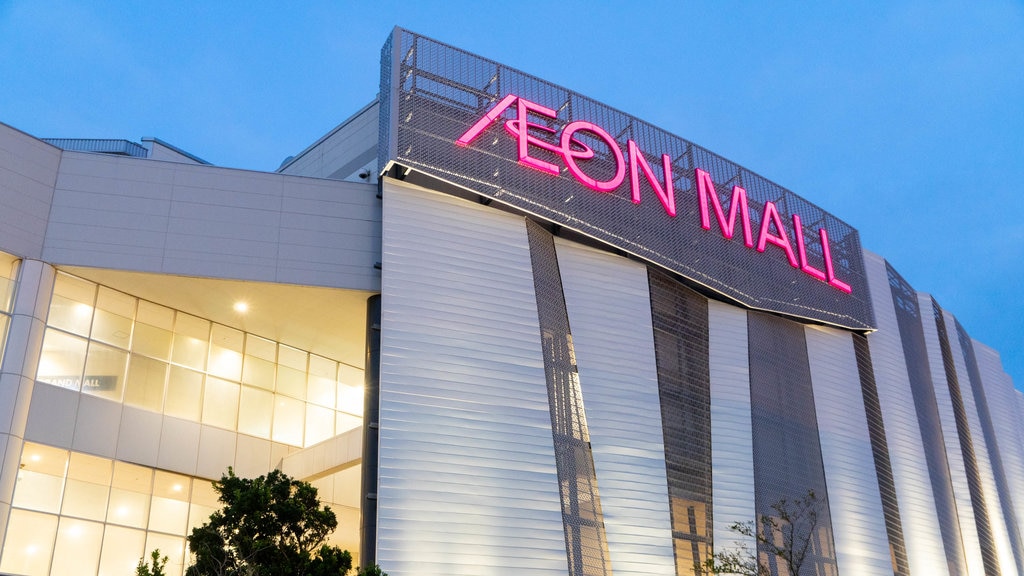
[
  {"x1": 0, "y1": 270, "x2": 364, "y2": 576},
  {"x1": 34, "y1": 272, "x2": 364, "y2": 446}
]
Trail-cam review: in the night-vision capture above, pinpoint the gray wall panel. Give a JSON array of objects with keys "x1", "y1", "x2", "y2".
[
  {"x1": 863, "y1": 251, "x2": 949, "y2": 575},
  {"x1": 44, "y1": 152, "x2": 381, "y2": 291},
  {"x1": 0, "y1": 123, "x2": 61, "y2": 259},
  {"x1": 279, "y1": 102, "x2": 379, "y2": 182},
  {"x1": 555, "y1": 238, "x2": 675, "y2": 576},
  {"x1": 707, "y1": 301, "x2": 757, "y2": 558},
  {"x1": 377, "y1": 178, "x2": 567, "y2": 575},
  {"x1": 805, "y1": 325, "x2": 893, "y2": 575}
]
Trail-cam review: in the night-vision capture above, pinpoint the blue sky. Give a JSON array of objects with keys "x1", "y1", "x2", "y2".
[{"x1": 1, "y1": 1, "x2": 1021, "y2": 390}]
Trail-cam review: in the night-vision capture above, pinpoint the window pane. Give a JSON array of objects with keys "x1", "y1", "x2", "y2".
[
  {"x1": 305, "y1": 404, "x2": 335, "y2": 446},
  {"x1": 132, "y1": 322, "x2": 173, "y2": 360},
  {"x1": 272, "y1": 394, "x2": 305, "y2": 446},
  {"x1": 337, "y1": 384, "x2": 364, "y2": 417},
  {"x1": 112, "y1": 461, "x2": 152, "y2": 492},
  {"x1": 0, "y1": 509, "x2": 58, "y2": 576},
  {"x1": 51, "y1": 517, "x2": 103, "y2": 576},
  {"x1": 150, "y1": 496, "x2": 190, "y2": 535},
  {"x1": 278, "y1": 344, "x2": 306, "y2": 370},
  {"x1": 209, "y1": 324, "x2": 243, "y2": 381},
  {"x1": 172, "y1": 313, "x2": 209, "y2": 370},
  {"x1": 0, "y1": 257, "x2": 17, "y2": 313},
  {"x1": 12, "y1": 470, "x2": 64, "y2": 513},
  {"x1": 238, "y1": 386, "x2": 273, "y2": 439},
  {"x1": 136, "y1": 300, "x2": 174, "y2": 330},
  {"x1": 68, "y1": 451, "x2": 112, "y2": 483},
  {"x1": 49, "y1": 273, "x2": 96, "y2": 336},
  {"x1": 308, "y1": 355, "x2": 337, "y2": 408},
  {"x1": 154, "y1": 470, "x2": 190, "y2": 500},
  {"x1": 98, "y1": 525, "x2": 145, "y2": 576},
  {"x1": 62, "y1": 478, "x2": 110, "y2": 521},
  {"x1": 36, "y1": 328, "x2": 88, "y2": 390},
  {"x1": 146, "y1": 533, "x2": 186, "y2": 576},
  {"x1": 203, "y1": 377, "x2": 239, "y2": 430},
  {"x1": 92, "y1": 286, "x2": 135, "y2": 348},
  {"x1": 64, "y1": 446, "x2": 113, "y2": 520},
  {"x1": 20, "y1": 442, "x2": 68, "y2": 475},
  {"x1": 83, "y1": 342, "x2": 128, "y2": 401},
  {"x1": 13, "y1": 443, "x2": 68, "y2": 513},
  {"x1": 276, "y1": 365, "x2": 306, "y2": 400},
  {"x1": 107, "y1": 488, "x2": 150, "y2": 528},
  {"x1": 165, "y1": 366, "x2": 204, "y2": 421},
  {"x1": 338, "y1": 363, "x2": 363, "y2": 387},
  {"x1": 125, "y1": 354, "x2": 167, "y2": 412},
  {"x1": 336, "y1": 412, "x2": 362, "y2": 435},
  {"x1": 242, "y1": 355, "x2": 276, "y2": 391}
]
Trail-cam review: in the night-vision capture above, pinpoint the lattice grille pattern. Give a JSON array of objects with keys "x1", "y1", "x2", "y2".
[
  {"x1": 526, "y1": 221, "x2": 612, "y2": 576},
  {"x1": 932, "y1": 298, "x2": 1002, "y2": 576},
  {"x1": 886, "y1": 264, "x2": 967, "y2": 575},
  {"x1": 852, "y1": 333, "x2": 911, "y2": 576},
  {"x1": 647, "y1": 269, "x2": 714, "y2": 576},
  {"x1": 747, "y1": 312, "x2": 838, "y2": 576},
  {"x1": 379, "y1": 28, "x2": 874, "y2": 331}
]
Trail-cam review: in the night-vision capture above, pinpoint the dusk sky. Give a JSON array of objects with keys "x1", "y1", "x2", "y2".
[{"x1": 1, "y1": 1, "x2": 1021, "y2": 390}]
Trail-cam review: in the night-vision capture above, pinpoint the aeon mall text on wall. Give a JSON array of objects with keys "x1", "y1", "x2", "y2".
[{"x1": 455, "y1": 94, "x2": 851, "y2": 294}]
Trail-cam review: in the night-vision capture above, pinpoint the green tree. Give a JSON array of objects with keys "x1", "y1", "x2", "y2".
[
  {"x1": 186, "y1": 468, "x2": 356, "y2": 576},
  {"x1": 705, "y1": 490, "x2": 823, "y2": 576},
  {"x1": 136, "y1": 549, "x2": 168, "y2": 576}
]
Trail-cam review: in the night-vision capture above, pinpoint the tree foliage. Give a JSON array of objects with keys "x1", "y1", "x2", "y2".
[
  {"x1": 705, "y1": 489, "x2": 822, "y2": 576},
  {"x1": 136, "y1": 549, "x2": 169, "y2": 576},
  {"x1": 186, "y1": 468, "x2": 353, "y2": 576}
]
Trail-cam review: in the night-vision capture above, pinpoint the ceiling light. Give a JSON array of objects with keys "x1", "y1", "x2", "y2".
[{"x1": 233, "y1": 301, "x2": 249, "y2": 313}]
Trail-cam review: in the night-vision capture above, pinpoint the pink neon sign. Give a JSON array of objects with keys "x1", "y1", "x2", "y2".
[{"x1": 457, "y1": 95, "x2": 851, "y2": 294}]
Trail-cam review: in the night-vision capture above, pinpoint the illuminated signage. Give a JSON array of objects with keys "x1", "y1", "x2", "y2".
[
  {"x1": 380, "y1": 28, "x2": 874, "y2": 330},
  {"x1": 455, "y1": 95, "x2": 851, "y2": 294}
]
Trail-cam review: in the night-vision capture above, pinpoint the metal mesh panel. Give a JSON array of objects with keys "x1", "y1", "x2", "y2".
[
  {"x1": 852, "y1": 333, "x2": 911, "y2": 576},
  {"x1": 955, "y1": 319, "x2": 1024, "y2": 574},
  {"x1": 933, "y1": 298, "x2": 1002, "y2": 576},
  {"x1": 747, "y1": 311, "x2": 838, "y2": 576},
  {"x1": 648, "y1": 269, "x2": 713, "y2": 576},
  {"x1": 886, "y1": 264, "x2": 967, "y2": 576},
  {"x1": 377, "y1": 31, "x2": 394, "y2": 177},
  {"x1": 378, "y1": 28, "x2": 874, "y2": 332},
  {"x1": 526, "y1": 220, "x2": 612, "y2": 576}
]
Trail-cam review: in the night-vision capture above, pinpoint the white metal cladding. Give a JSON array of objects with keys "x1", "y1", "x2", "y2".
[
  {"x1": 983, "y1": 356, "x2": 1024, "y2": 567},
  {"x1": 804, "y1": 325, "x2": 893, "y2": 575},
  {"x1": 987, "y1": 367, "x2": 1024, "y2": 542},
  {"x1": 553, "y1": 238, "x2": 675, "y2": 576},
  {"x1": 377, "y1": 178, "x2": 568, "y2": 575},
  {"x1": 971, "y1": 341, "x2": 1022, "y2": 576},
  {"x1": 919, "y1": 293, "x2": 985, "y2": 576},
  {"x1": 706, "y1": 300, "x2": 756, "y2": 555},
  {"x1": 863, "y1": 251, "x2": 950, "y2": 576}
]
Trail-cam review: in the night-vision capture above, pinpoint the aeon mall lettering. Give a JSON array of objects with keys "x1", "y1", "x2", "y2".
[{"x1": 455, "y1": 94, "x2": 852, "y2": 294}]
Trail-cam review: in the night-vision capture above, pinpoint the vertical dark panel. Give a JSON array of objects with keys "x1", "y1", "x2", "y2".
[
  {"x1": 886, "y1": 264, "x2": 966, "y2": 576},
  {"x1": 360, "y1": 294, "x2": 382, "y2": 569},
  {"x1": 956, "y1": 320, "x2": 1024, "y2": 575},
  {"x1": 747, "y1": 311, "x2": 838, "y2": 576},
  {"x1": 933, "y1": 299, "x2": 1001, "y2": 576},
  {"x1": 648, "y1": 269, "x2": 713, "y2": 576},
  {"x1": 526, "y1": 221, "x2": 612, "y2": 576},
  {"x1": 852, "y1": 333, "x2": 911, "y2": 576}
]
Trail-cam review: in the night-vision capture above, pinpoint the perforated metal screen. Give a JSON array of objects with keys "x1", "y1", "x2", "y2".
[{"x1": 379, "y1": 28, "x2": 874, "y2": 331}]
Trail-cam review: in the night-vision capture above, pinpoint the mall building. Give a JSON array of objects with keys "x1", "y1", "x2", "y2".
[{"x1": 0, "y1": 28, "x2": 1021, "y2": 576}]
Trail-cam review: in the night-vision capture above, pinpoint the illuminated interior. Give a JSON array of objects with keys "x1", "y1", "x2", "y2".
[{"x1": 1, "y1": 267, "x2": 371, "y2": 576}]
